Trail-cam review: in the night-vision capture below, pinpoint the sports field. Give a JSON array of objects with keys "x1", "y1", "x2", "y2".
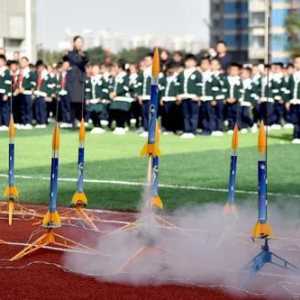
[{"x1": 0, "y1": 126, "x2": 299, "y2": 211}]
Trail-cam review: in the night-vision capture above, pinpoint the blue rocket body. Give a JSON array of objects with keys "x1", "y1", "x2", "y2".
[
  {"x1": 148, "y1": 83, "x2": 158, "y2": 145},
  {"x1": 151, "y1": 156, "x2": 159, "y2": 197},
  {"x1": 49, "y1": 157, "x2": 59, "y2": 213},
  {"x1": 8, "y1": 143, "x2": 15, "y2": 187},
  {"x1": 227, "y1": 155, "x2": 237, "y2": 204},
  {"x1": 258, "y1": 160, "x2": 268, "y2": 223},
  {"x1": 77, "y1": 146, "x2": 85, "y2": 193}
]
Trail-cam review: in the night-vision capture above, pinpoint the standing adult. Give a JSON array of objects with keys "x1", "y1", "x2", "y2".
[
  {"x1": 66, "y1": 36, "x2": 89, "y2": 127},
  {"x1": 216, "y1": 41, "x2": 232, "y2": 72}
]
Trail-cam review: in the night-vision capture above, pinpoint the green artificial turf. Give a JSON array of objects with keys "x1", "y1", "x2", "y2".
[{"x1": 0, "y1": 127, "x2": 299, "y2": 211}]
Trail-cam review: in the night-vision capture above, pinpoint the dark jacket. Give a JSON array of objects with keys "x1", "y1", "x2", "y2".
[{"x1": 66, "y1": 49, "x2": 89, "y2": 103}]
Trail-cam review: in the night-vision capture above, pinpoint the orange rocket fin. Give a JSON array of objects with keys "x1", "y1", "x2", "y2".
[
  {"x1": 42, "y1": 211, "x2": 61, "y2": 228},
  {"x1": 4, "y1": 186, "x2": 19, "y2": 200},
  {"x1": 140, "y1": 124, "x2": 161, "y2": 156},
  {"x1": 151, "y1": 195, "x2": 163, "y2": 209},
  {"x1": 251, "y1": 222, "x2": 272, "y2": 240},
  {"x1": 71, "y1": 191, "x2": 88, "y2": 207}
]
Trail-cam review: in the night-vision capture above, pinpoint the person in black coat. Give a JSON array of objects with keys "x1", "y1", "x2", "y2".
[{"x1": 65, "y1": 35, "x2": 89, "y2": 126}]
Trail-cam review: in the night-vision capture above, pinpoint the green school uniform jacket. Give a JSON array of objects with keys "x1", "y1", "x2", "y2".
[
  {"x1": 18, "y1": 68, "x2": 36, "y2": 95},
  {"x1": 212, "y1": 72, "x2": 226, "y2": 101},
  {"x1": 0, "y1": 67, "x2": 11, "y2": 96},
  {"x1": 85, "y1": 75, "x2": 110, "y2": 113},
  {"x1": 109, "y1": 72, "x2": 133, "y2": 111},
  {"x1": 241, "y1": 78, "x2": 258, "y2": 107},
  {"x1": 34, "y1": 71, "x2": 53, "y2": 98},
  {"x1": 56, "y1": 72, "x2": 68, "y2": 97},
  {"x1": 223, "y1": 76, "x2": 243, "y2": 101},
  {"x1": 159, "y1": 75, "x2": 178, "y2": 102},
  {"x1": 270, "y1": 74, "x2": 285, "y2": 102},
  {"x1": 176, "y1": 68, "x2": 202, "y2": 100},
  {"x1": 287, "y1": 72, "x2": 300, "y2": 104},
  {"x1": 201, "y1": 71, "x2": 223, "y2": 101},
  {"x1": 134, "y1": 69, "x2": 152, "y2": 101}
]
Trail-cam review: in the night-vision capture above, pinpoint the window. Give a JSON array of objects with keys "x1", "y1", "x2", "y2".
[{"x1": 272, "y1": 9, "x2": 289, "y2": 27}]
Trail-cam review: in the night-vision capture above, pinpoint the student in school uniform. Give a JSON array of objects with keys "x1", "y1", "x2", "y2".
[
  {"x1": 33, "y1": 61, "x2": 54, "y2": 128},
  {"x1": 210, "y1": 58, "x2": 226, "y2": 135},
  {"x1": 159, "y1": 61, "x2": 178, "y2": 134},
  {"x1": 134, "y1": 53, "x2": 152, "y2": 137},
  {"x1": 17, "y1": 56, "x2": 36, "y2": 129},
  {"x1": 58, "y1": 60, "x2": 72, "y2": 128},
  {"x1": 176, "y1": 54, "x2": 202, "y2": 138},
  {"x1": 85, "y1": 64, "x2": 109, "y2": 134},
  {"x1": 0, "y1": 54, "x2": 11, "y2": 130},
  {"x1": 287, "y1": 56, "x2": 300, "y2": 144},
  {"x1": 223, "y1": 63, "x2": 243, "y2": 133},
  {"x1": 109, "y1": 60, "x2": 133, "y2": 135},
  {"x1": 240, "y1": 66, "x2": 256, "y2": 133}
]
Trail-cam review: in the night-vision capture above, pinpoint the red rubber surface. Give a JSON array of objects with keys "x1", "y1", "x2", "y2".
[{"x1": 0, "y1": 205, "x2": 271, "y2": 300}]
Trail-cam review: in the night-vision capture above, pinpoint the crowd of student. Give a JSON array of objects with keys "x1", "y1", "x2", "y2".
[{"x1": 0, "y1": 38, "x2": 300, "y2": 143}]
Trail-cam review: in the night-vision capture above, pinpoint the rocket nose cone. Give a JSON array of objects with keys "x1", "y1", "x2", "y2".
[
  {"x1": 152, "y1": 48, "x2": 160, "y2": 79},
  {"x1": 8, "y1": 115, "x2": 16, "y2": 139},
  {"x1": 258, "y1": 121, "x2": 266, "y2": 154},
  {"x1": 231, "y1": 124, "x2": 239, "y2": 151},
  {"x1": 79, "y1": 118, "x2": 86, "y2": 143},
  {"x1": 52, "y1": 124, "x2": 60, "y2": 151}
]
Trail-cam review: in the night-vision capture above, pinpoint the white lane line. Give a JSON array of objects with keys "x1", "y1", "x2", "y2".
[{"x1": 0, "y1": 173, "x2": 299, "y2": 198}]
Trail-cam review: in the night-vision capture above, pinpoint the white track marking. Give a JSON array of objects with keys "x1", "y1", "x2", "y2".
[{"x1": 0, "y1": 173, "x2": 300, "y2": 198}]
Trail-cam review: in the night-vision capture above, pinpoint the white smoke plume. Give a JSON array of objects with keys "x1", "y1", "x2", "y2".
[{"x1": 64, "y1": 191, "x2": 300, "y2": 299}]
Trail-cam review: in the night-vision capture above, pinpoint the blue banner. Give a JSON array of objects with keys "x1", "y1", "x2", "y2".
[
  {"x1": 77, "y1": 147, "x2": 85, "y2": 192},
  {"x1": 258, "y1": 160, "x2": 268, "y2": 223},
  {"x1": 49, "y1": 157, "x2": 59, "y2": 212},
  {"x1": 227, "y1": 155, "x2": 237, "y2": 204},
  {"x1": 151, "y1": 156, "x2": 159, "y2": 196},
  {"x1": 8, "y1": 143, "x2": 15, "y2": 186},
  {"x1": 148, "y1": 84, "x2": 158, "y2": 145}
]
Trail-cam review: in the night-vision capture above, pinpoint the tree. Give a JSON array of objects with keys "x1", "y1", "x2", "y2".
[
  {"x1": 286, "y1": 12, "x2": 300, "y2": 57},
  {"x1": 37, "y1": 49, "x2": 64, "y2": 65},
  {"x1": 86, "y1": 46, "x2": 111, "y2": 64},
  {"x1": 117, "y1": 47, "x2": 152, "y2": 64}
]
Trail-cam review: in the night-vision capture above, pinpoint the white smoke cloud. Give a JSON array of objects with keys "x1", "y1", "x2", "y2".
[{"x1": 63, "y1": 192, "x2": 300, "y2": 299}]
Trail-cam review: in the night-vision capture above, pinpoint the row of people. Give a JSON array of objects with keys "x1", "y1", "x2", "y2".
[
  {"x1": 84, "y1": 53, "x2": 300, "y2": 143},
  {"x1": 0, "y1": 52, "x2": 300, "y2": 143}
]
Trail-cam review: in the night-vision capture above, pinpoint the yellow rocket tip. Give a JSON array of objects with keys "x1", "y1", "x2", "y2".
[
  {"x1": 8, "y1": 115, "x2": 16, "y2": 139},
  {"x1": 52, "y1": 124, "x2": 60, "y2": 152},
  {"x1": 251, "y1": 222, "x2": 272, "y2": 239},
  {"x1": 4, "y1": 186, "x2": 19, "y2": 200},
  {"x1": 258, "y1": 121, "x2": 266, "y2": 155},
  {"x1": 152, "y1": 48, "x2": 160, "y2": 79},
  {"x1": 231, "y1": 124, "x2": 239, "y2": 151},
  {"x1": 79, "y1": 118, "x2": 86, "y2": 144},
  {"x1": 151, "y1": 195, "x2": 163, "y2": 209},
  {"x1": 42, "y1": 211, "x2": 61, "y2": 228},
  {"x1": 140, "y1": 144, "x2": 161, "y2": 157},
  {"x1": 8, "y1": 200, "x2": 14, "y2": 226},
  {"x1": 71, "y1": 191, "x2": 88, "y2": 207},
  {"x1": 223, "y1": 203, "x2": 238, "y2": 215}
]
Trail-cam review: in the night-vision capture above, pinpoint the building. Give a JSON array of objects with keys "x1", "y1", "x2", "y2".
[
  {"x1": 249, "y1": 0, "x2": 300, "y2": 63},
  {"x1": 210, "y1": 0, "x2": 300, "y2": 63},
  {"x1": 59, "y1": 29, "x2": 207, "y2": 54},
  {"x1": 0, "y1": 0, "x2": 36, "y2": 61},
  {"x1": 210, "y1": 0, "x2": 249, "y2": 62}
]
